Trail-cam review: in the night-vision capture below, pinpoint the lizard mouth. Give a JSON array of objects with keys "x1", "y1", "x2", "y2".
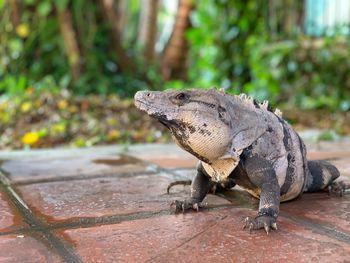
[
  {"x1": 134, "y1": 99, "x2": 152, "y2": 111},
  {"x1": 134, "y1": 99, "x2": 172, "y2": 126},
  {"x1": 153, "y1": 113, "x2": 172, "y2": 128}
]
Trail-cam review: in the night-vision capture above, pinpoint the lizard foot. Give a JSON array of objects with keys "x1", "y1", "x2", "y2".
[
  {"x1": 167, "y1": 180, "x2": 192, "y2": 194},
  {"x1": 328, "y1": 181, "x2": 350, "y2": 197},
  {"x1": 170, "y1": 200, "x2": 204, "y2": 213},
  {"x1": 243, "y1": 215, "x2": 278, "y2": 235}
]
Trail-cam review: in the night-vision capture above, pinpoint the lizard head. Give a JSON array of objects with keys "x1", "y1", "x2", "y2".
[{"x1": 134, "y1": 89, "x2": 233, "y2": 163}]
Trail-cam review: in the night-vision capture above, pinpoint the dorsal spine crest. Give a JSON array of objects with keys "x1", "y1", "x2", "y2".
[{"x1": 235, "y1": 92, "x2": 282, "y2": 117}]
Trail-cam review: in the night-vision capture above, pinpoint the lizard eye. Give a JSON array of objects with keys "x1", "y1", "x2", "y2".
[{"x1": 175, "y1": 92, "x2": 188, "y2": 101}]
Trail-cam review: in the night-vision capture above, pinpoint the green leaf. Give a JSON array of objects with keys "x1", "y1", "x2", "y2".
[
  {"x1": 24, "y1": 0, "x2": 36, "y2": 5},
  {"x1": 38, "y1": 1, "x2": 52, "y2": 17},
  {"x1": 9, "y1": 39, "x2": 23, "y2": 58},
  {"x1": 0, "y1": 0, "x2": 5, "y2": 10}
]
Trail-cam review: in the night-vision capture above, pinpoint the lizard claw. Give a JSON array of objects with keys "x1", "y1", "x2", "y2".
[
  {"x1": 243, "y1": 215, "x2": 277, "y2": 234},
  {"x1": 193, "y1": 203, "x2": 199, "y2": 212},
  {"x1": 328, "y1": 181, "x2": 350, "y2": 197},
  {"x1": 171, "y1": 200, "x2": 203, "y2": 213},
  {"x1": 264, "y1": 223, "x2": 270, "y2": 235},
  {"x1": 271, "y1": 222, "x2": 278, "y2": 230}
]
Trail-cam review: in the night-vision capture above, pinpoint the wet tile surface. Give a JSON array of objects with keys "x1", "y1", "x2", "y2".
[
  {"x1": 16, "y1": 174, "x2": 177, "y2": 222},
  {"x1": 59, "y1": 208, "x2": 350, "y2": 263},
  {"x1": 144, "y1": 157, "x2": 197, "y2": 169},
  {"x1": 17, "y1": 174, "x2": 232, "y2": 224},
  {"x1": 0, "y1": 143, "x2": 349, "y2": 263},
  {"x1": 0, "y1": 234, "x2": 63, "y2": 263},
  {"x1": 281, "y1": 193, "x2": 350, "y2": 233},
  {"x1": 126, "y1": 144, "x2": 197, "y2": 169},
  {"x1": 1, "y1": 154, "x2": 148, "y2": 184},
  {"x1": 57, "y1": 212, "x2": 223, "y2": 262},
  {"x1": 0, "y1": 188, "x2": 26, "y2": 233},
  {"x1": 153, "y1": 210, "x2": 350, "y2": 263}
]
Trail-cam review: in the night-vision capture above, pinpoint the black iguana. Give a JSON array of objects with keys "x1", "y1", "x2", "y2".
[{"x1": 134, "y1": 88, "x2": 346, "y2": 234}]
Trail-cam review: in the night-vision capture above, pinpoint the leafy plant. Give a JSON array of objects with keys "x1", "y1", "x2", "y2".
[{"x1": 247, "y1": 36, "x2": 350, "y2": 111}]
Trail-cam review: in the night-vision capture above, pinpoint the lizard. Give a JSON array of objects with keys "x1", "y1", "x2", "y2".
[{"x1": 134, "y1": 88, "x2": 347, "y2": 234}]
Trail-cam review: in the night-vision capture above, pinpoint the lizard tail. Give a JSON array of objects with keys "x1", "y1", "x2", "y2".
[{"x1": 304, "y1": 160, "x2": 340, "y2": 192}]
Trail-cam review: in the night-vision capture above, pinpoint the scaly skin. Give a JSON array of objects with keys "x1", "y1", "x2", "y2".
[{"x1": 134, "y1": 88, "x2": 346, "y2": 234}]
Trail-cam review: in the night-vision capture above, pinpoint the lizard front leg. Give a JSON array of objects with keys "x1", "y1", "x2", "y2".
[
  {"x1": 243, "y1": 155, "x2": 280, "y2": 234},
  {"x1": 171, "y1": 165, "x2": 211, "y2": 213}
]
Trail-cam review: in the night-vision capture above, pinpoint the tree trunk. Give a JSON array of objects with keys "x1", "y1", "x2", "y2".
[
  {"x1": 296, "y1": 1, "x2": 305, "y2": 33},
  {"x1": 283, "y1": 0, "x2": 305, "y2": 35},
  {"x1": 9, "y1": 0, "x2": 20, "y2": 26},
  {"x1": 56, "y1": 7, "x2": 82, "y2": 82},
  {"x1": 98, "y1": 0, "x2": 136, "y2": 73},
  {"x1": 283, "y1": 0, "x2": 296, "y2": 34},
  {"x1": 161, "y1": 0, "x2": 194, "y2": 80},
  {"x1": 116, "y1": 0, "x2": 128, "y2": 38},
  {"x1": 138, "y1": 0, "x2": 159, "y2": 61}
]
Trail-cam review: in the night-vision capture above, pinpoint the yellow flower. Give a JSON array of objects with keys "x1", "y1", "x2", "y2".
[
  {"x1": 22, "y1": 132, "x2": 39, "y2": 145},
  {"x1": 108, "y1": 130, "x2": 121, "y2": 140},
  {"x1": 16, "y1": 23, "x2": 29, "y2": 38},
  {"x1": 57, "y1": 99, "x2": 68, "y2": 110},
  {"x1": 21, "y1": 101, "x2": 32, "y2": 112}
]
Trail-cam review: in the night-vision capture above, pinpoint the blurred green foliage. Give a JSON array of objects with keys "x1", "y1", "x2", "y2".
[
  {"x1": 1, "y1": 0, "x2": 64, "y2": 94},
  {"x1": 1, "y1": 0, "x2": 350, "y2": 149},
  {"x1": 167, "y1": 0, "x2": 350, "y2": 112},
  {"x1": 0, "y1": 87, "x2": 169, "y2": 149},
  {"x1": 1, "y1": 0, "x2": 349, "y2": 111},
  {"x1": 248, "y1": 37, "x2": 350, "y2": 111},
  {"x1": 184, "y1": 0, "x2": 266, "y2": 91},
  {"x1": 0, "y1": 0, "x2": 151, "y2": 98}
]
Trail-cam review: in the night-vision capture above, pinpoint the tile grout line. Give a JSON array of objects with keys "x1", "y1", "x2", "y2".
[
  {"x1": 9, "y1": 154, "x2": 195, "y2": 187},
  {"x1": 0, "y1": 204, "x2": 237, "y2": 235},
  {"x1": 48, "y1": 204, "x2": 236, "y2": 230},
  {"x1": 2, "y1": 200, "x2": 349, "y2": 246},
  {"x1": 280, "y1": 211, "x2": 350, "y2": 244},
  {"x1": 12, "y1": 170, "x2": 155, "y2": 186},
  {"x1": 0, "y1": 172, "x2": 31, "y2": 213},
  {"x1": 0, "y1": 155, "x2": 197, "y2": 234},
  {"x1": 0, "y1": 227, "x2": 37, "y2": 236},
  {"x1": 3, "y1": 156, "x2": 349, "y2": 247},
  {"x1": 0, "y1": 170, "x2": 83, "y2": 263}
]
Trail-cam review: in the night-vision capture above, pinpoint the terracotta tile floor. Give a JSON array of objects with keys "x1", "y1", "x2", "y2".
[{"x1": 0, "y1": 143, "x2": 349, "y2": 263}]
